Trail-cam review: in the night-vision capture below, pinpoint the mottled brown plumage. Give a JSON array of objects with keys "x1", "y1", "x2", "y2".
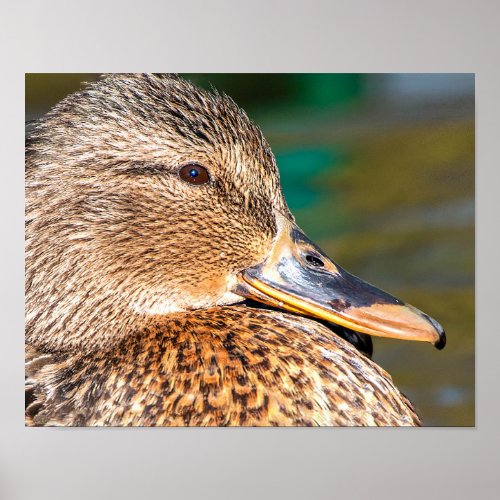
[
  {"x1": 26, "y1": 306, "x2": 419, "y2": 426},
  {"x1": 26, "y1": 74, "x2": 421, "y2": 426}
]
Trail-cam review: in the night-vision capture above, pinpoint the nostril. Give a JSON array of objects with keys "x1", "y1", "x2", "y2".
[{"x1": 305, "y1": 254, "x2": 325, "y2": 268}]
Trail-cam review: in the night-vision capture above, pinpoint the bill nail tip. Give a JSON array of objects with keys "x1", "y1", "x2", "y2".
[{"x1": 434, "y1": 330, "x2": 446, "y2": 350}]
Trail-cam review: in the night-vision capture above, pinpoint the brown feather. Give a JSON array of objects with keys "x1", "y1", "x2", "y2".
[{"x1": 26, "y1": 306, "x2": 420, "y2": 426}]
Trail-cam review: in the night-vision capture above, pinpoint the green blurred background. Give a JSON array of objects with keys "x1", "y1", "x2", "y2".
[{"x1": 26, "y1": 73, "x2": 475, "y2": 426}]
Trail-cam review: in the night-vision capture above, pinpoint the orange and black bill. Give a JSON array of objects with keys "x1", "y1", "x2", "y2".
[{"x1": 236, "y1": 216, "x2": 446, "y2": 350}]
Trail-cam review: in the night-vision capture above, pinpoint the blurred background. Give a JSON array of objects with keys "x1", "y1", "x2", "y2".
[{"x1": 26, "y1": 73, "x2": 475, "y2": 426}]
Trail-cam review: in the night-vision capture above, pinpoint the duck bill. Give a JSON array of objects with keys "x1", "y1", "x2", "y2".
[{"x1": 236, "y1": 215, "x2": 446, "y2": 349}]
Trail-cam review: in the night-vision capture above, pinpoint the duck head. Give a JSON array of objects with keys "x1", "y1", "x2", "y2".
[{"x1": 25, "y1": 74, "x2": 445, "y2": 352}]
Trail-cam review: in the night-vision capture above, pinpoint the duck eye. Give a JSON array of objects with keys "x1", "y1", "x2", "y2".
[{"x1": 179, "y1": 164, "x2": 210, "y2": 185}]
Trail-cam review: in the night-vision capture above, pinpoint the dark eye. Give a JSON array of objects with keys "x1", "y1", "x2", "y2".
[{"x1": 179, "y1": 164, "x2": 210, "y2": 185}]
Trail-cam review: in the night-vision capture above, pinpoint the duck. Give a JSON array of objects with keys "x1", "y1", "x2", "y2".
[{"x1": 25, "y1": 73, "x2": 446, "y2": 426}]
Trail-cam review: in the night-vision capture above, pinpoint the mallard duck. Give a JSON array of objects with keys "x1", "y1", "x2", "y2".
[{"x1": 25, "y1": 74, "x2": 445, "y2": 426}]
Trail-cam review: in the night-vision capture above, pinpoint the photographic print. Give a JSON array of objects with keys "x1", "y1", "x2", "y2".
[{"x1": 25, "y1": 73, "x2": 474, "y2": 426}]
